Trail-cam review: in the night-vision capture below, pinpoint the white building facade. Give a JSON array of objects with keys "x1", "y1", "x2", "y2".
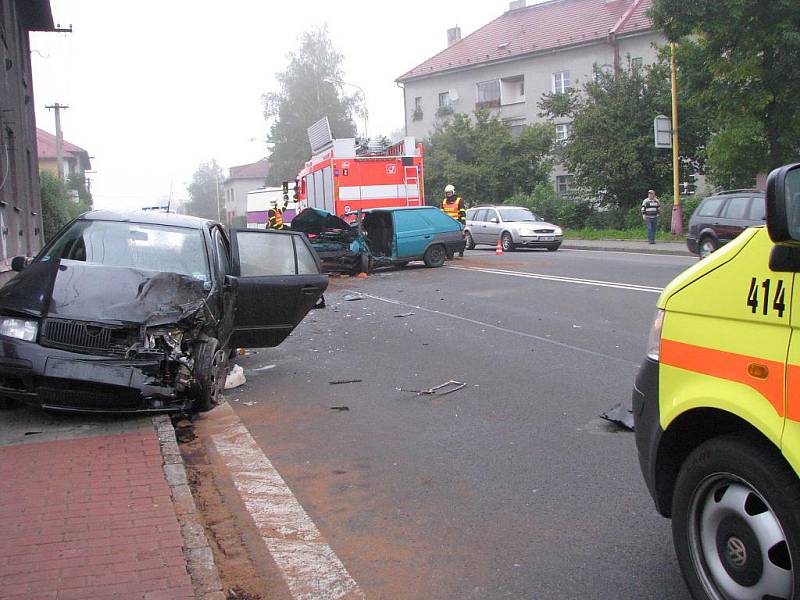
[{"x1": 397, "y1": 0, "x2": 665, "y2": 195}]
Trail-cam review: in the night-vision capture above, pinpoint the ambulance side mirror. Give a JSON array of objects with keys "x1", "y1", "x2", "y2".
[{"x1": 767, "y1": 162, "x2": 800, "y2": 245}]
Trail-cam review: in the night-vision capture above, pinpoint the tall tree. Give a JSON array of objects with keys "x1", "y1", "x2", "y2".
[
  {"x1": 424, "y1": 110, "x2": 554, "y2": 206},
  {"x1": 186, "y1": 161, "x2": 224, "y2": 221},
  {"x1": 650, "y1": 0, "x2": 800, "y2": 187},
  {"x1": 264, "y1": 27, "x2": 359, "y2": 185},
  {"x1": 539, "y1": 62, "x2": 703, "y2": 209}
]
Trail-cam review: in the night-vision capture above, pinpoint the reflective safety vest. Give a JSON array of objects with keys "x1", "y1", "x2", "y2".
[
  {"x1": 442, "y1": 197, "x2": 463, "y2": 221},
  {"x1": 268, "y1": 207, "x2": 285, "y2": 229}
]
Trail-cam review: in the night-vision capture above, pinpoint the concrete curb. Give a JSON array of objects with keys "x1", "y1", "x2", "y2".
[
  {"x1": 153, "y1": 415, "x2": 226, "y2": 600},
  {"x1": 561, "y1": 241, "x2": 693, "y2": 256}
]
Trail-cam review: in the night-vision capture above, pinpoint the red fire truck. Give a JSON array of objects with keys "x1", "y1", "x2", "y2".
[{"x1": 295, "y1": 136, "x2": 425, "y2": 220}]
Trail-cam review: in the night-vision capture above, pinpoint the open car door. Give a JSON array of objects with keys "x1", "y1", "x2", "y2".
[{"x1": 227, "y1": 229, "x2": 328, "y2": 348}]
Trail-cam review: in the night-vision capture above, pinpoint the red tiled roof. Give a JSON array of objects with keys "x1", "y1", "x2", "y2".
[
  {"x1": 228, "y1": 158, "x2": 270, "y2": 180},
  {"x1": 397, "y1": 0, "x2": 653, "y2": 82},
  {"x1": 36, "y1": 128, "x2": 91, "y2": 170}
]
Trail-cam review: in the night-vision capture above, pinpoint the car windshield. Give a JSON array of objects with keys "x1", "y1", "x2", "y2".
[
  {"x1": 39, "y1": 220, "x2": 211, "y2": 285},
  {"x1": 498, "y1": 208, "x2": 540, "y2": 222}
]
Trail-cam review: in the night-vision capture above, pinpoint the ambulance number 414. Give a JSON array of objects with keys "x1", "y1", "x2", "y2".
[{"x1": 747, "y1": 277, "x2": 786, "y2": 318}]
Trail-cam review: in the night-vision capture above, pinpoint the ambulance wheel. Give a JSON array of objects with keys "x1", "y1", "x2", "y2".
[
  {"x1": 672, "y1": 434, "x2": 800, "y2": 600},
  {"x1": 423, "y1": 245, "x2": 446, "y2": 268},
  {"x1": 501, "y1": 232, "x2": 516, "y2": 252},
  {"x1": 192, "y1": 338, "x2": 228, "y2": 413},
  {"x1": 464, "y1": 231, "x2": 476, "y2": 250},
  {"x1": 699, "y1": 236, "x2": 718, "y2": 258}
]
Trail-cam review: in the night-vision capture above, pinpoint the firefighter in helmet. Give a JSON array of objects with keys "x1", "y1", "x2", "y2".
[
  {"x1": 268, "y1": 196, "x2": 289, "y2": 230},
  {"x1": 441, "y1": 184, "x2": 466, "y2": 257}
]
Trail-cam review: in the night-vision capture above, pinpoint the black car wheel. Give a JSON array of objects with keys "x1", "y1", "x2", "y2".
[
  {"x1": 672, "y1": 435, "x2": 800, "y2": 600},
  {"x1": 423, "y1": 245, "x2": 446, "y2": 268},
  {"x1": 501, "y1": 232, "x2": 516, "y2": 252},
  {"x1": 464, "y1": 231, "x2": 476, "y2": 250},
  {"x1": 699, "y1": 237, "x2": 718, "y2": 258},
  {"x1": 192, "y1": 337, "x2": 228, "y2": 413}
]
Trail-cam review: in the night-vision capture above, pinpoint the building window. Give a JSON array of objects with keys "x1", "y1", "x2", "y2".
[
  {"x1": 500, "y1": 76, "x2": 525, "y2": 105},
  {"x1": 438, "y1": 92, "x2": 450, "y2": 108},
  {"x1": 630, "y1": 57, "x2": 643, "y2": 69},
  {"x1": 412, "y1": 97, "x2": 424, "y2": 121},
  {"x1": 552, "y1": 71, "x2": 571, "y2": 94},
  {"x1": 555, "y1": 123, "x2": 571, "y2": 143},
  {"x1": 556, "y1": 175, "x2": 575, "y2": 196},
  {"x1": 476, "y1": 80, "x2": 501, "y2": 109}
]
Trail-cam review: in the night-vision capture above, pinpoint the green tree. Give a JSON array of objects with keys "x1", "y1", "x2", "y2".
[
  {"x1": 40, "y1": 171, "x2": 73, "y2": 242},
  {"x1": 539, "y1": 62, "x2": 702, "y2": 210},
  {"x1": 424, "y1": 110, "x2": 554, "y2": 206},
  {"x1": 650, "y1": 0, "x2": 800, "y2": 187},
  {"x1": 264, "y1": 26, "x2": 359, "y2": 185},
  {"x1": 186, "y1": 161, "x2": 224, "y2": 221}
]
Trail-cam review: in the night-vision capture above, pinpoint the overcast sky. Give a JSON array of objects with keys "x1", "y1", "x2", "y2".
[{"x1": 29, "y1": 0, "x2": 513, "y2": 210}]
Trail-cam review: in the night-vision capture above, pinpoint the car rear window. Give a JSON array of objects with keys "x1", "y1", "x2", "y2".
[
  {"x1": 748, "y1": 197, "x2": 766, "y2": 221},
  {"x1": 696, "y1": 196, "x2": 726, "y2": 217},
  {"x1": 721, "y1": 196, "x2": 751, "y2": 220},
  {"x1": 421, "y1": 209, "x2": 458, "y2": 228}
]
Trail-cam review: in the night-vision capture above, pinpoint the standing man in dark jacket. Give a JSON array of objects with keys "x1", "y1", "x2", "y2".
[{"x1": 641, "y1": 189, "x2": 661, "y2": 245}]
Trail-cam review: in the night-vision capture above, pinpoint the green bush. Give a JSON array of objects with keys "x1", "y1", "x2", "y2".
[{"x1": 508, "y1": 184, "x2": 595, "y2": 228}]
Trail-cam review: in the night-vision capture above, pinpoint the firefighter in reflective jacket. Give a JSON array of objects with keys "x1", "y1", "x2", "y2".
[
  {"x1": 268, "y1": 197, "x2": 289, "y2": 230},
  {"x1": 442, "y1": 184, "x2": 466, "y2": 258}
]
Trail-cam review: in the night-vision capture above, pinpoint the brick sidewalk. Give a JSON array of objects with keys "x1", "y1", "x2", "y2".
[{"x1": 0, "y1": 429, "x2": 195, "y2": 599}]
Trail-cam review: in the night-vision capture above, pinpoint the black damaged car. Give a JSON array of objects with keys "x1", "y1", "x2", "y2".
[{"x1": 0, "y1": 210, "x2": 327, "y2": 413}]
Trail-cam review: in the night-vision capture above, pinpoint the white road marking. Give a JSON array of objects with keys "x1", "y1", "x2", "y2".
[
  {"x1": 348, "y1": 291, "x2": 638, "y2": 366},
  {"x1": 210, "y1": 403, "x2": 364, "y2": 600},
  {"x1": 445, "y1": 264, "x2": 664, "y2": 293},
  {"x1": 560, "y1": 248, "x2": 695, "y2": 259}
]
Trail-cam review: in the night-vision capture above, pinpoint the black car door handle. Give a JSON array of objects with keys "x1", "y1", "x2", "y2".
[{"x1": 301, "y1": 286, "x2": 319, "y2": 295}]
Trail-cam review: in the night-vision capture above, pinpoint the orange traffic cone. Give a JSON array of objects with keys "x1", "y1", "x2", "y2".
[{"x1": 496, "y1": 240, "x2": 503, "y2": 255}]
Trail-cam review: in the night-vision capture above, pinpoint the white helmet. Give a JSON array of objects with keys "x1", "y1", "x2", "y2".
[{"x1": 444, "y1": 184, "x2": 455, "y2": 194}]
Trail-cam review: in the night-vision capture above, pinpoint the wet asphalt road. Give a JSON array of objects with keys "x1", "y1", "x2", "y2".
[{"x1": 227, "y1": 247, "x2": 699, "y2": 599}]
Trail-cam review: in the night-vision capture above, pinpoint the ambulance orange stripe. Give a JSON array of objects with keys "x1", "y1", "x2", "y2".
[
  {"x1": 660, "y1": 339, "x2": 785, "y2": 417},
  {"x1": 787, "y1": 365, "x2": 800, "y2": 422}
]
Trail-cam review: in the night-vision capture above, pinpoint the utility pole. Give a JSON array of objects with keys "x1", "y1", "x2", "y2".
[
  {"x1": 45, "y1": 103, "x2": 69, "y2": 181},
  {"x1": 669, "y1": 43, "x2": 682, "y2": 236}
]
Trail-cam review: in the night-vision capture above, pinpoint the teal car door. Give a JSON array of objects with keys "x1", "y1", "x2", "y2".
[{"x1": 393, "y1": 210, "x2": 434, "y2": 258}]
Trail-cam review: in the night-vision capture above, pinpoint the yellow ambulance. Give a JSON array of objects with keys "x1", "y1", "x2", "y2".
[{"x1": 634, "y1": 162, "x2": 800, "y2": 600}]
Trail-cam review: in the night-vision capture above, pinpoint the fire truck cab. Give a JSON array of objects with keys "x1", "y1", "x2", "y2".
[{"x1": 295, "y1": 136, "x2": 424, "y2": 221}]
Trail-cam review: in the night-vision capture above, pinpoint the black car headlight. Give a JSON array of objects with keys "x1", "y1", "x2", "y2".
[{"x1": 0, "y1": 317, "x2": 38, "y2": 342}]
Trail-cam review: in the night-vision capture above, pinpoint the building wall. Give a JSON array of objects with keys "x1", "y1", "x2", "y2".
[
  {"x1": 402, "y1": 31, "x2": 664, "y2": 193},
  {"x1": 0, "y1": 0, "x2": 46, "y2": 283},
  {"x1": 223, "y1": 178, "x2": 265, "y2": 227}
]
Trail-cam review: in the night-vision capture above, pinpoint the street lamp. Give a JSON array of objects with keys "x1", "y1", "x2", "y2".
[{"x1": 324, "y1": 78, "x2": 369, "y2": 139}]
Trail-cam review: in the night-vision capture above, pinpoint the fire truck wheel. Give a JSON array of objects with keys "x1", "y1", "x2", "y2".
[
  {"x1": 423, "y1": 245, "x2": 446, "y2": 268},
  {"x1": 464, "y1": 231, "x2": 476, "y2": 250},
  {"x1": 672, "y1": 434, "x2": 800, "y2": 600}
]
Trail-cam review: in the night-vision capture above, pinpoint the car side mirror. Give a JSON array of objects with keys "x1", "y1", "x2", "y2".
[
  {"x1": 766, "y1": 163, "x2": 800, "y2": 244},
  {"x1": 11, "y1": 256, "x2": 27, "y2": 272},
  {"x1": 490, "y1": 218, "x2": 499, "y2": 224}
]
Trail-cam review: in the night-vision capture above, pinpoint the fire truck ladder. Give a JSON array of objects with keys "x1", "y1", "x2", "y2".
[{"x1": 404, "y1": 166, "x2": 421, "y2": 207}]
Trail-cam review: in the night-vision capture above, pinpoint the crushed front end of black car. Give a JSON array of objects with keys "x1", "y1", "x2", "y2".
[{"x1": 0, "y1": 259, "x2": 222, "y2": 413}]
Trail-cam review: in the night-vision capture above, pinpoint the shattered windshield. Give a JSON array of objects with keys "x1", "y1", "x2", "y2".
[
  {"x1": 39, "y1": 220, "x2": 211, "y2": 285},
  {"x1": 498, "y1": 208, "x2": 541, "y2": 222}
]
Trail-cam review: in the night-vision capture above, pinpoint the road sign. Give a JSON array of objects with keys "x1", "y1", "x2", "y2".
[{"x1": 654, "y1": 115, "x2": 672, "y2": 148}]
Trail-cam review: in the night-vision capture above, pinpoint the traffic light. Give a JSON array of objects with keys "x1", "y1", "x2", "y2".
[{"x1": 293, "y1": 178, "x2": 300, "y2": 200}]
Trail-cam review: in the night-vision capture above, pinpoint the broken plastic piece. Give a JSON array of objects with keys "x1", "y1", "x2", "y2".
[
  {"x1": 394, "y1": 312, "x2": 415, "y2": 318},
  {"x1": 224, "y1": 364, "x2": 246, "y2": 390},
  {"x1": 329, "y1": 379, "x2": 362, "y2": 385},
  {"x1": 330, "y1": 406, "x2": 350, "y2": 411},
  {"x1": 599, "y1": 403, "x2": 634, "y2": 431},
  {"x1": 344, "y1": 294, "x2": 364, "y2": 301},
  {"x1": 399, "y1": 380, "x2": 466, "y2": 397}
]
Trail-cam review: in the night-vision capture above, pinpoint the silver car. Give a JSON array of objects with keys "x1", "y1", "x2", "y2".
[{"x1": 464, "y1": 206, "x2": 563, "y2": 252}]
